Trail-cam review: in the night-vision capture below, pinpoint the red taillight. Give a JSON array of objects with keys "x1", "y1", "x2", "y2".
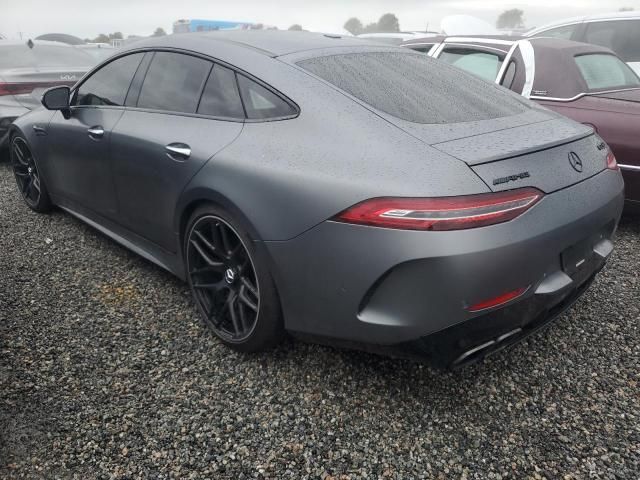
[
  {"x1": 334, "y1": 188, "x2": 543, "y2": 231},
  {"x1": 467, "y1": 286, "x2": 529, "y2": 313},
  {"x1": 606, "y1": 151, "x2": 618, "y2": 170},
  {"x1": 0, "y1": 81, "x2": 75, "y2": 97}
]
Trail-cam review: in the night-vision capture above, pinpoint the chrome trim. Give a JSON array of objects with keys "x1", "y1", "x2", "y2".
[
  {"x1": 445, "y1": 37, "x2": 514, "y2": 46},
  {"x1": 529, "y1": 87, "x2": 640, "y2": 103},
  {"x1": 519, "y1": 40, "x2": 536, "y2": 98},
  {"x1": 495, "y1": 42, "x2": 519, "y2": 85},
  {"x1": 619, "y1": 163, "x2": 640, "y2": 172}
]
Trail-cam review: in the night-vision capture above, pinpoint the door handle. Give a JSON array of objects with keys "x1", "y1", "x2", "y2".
[
  {"x1": 32, "y1": 125, "x2": 47, "y2": 136},
  {"x1": 87, "y1": 126, "x2": 104, "y2": 139},
  {"x1": 165, "y1": 143, "x2": 191, "y2": 161}
]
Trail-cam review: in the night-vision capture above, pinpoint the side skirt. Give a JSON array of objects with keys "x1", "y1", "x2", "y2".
[{"x1": 54, "y1": 198, "x2": 186, "y2": 281}]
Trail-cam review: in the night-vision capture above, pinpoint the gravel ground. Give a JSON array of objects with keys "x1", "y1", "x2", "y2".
[{"x1": 1, "y1": 162, "x2": 639, "y2": 479}]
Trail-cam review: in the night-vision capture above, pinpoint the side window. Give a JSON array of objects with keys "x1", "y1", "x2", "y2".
[
  {"x1": 137, "y1": 52, "x2": 211, "y2": 114},
  {"x1": 538, "y1": 24, "x2": 577, "y2": 39},
  {"x1": 74, "y1": 53, "x2": 144, "y2": 106},
  {"x1": 439, "y1": 48, "x2": 503, "y2": 82},
  {"x1": 197, "y1": 64, "x2": 245, "y2": 119},
  {"x1": 500, "y1": 61, "x2": 517, "y2": 90},
  {"x1": 584, "y1": 20, "x2": 640, "y2": 63},
  {"x1": 237, "y1": 75, "x2": 297, "y2": 120}
]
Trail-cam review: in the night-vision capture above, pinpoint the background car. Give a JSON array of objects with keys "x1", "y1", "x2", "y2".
[
  {"x1": 525, "y1": 11, "x2": 640, "y2": 75},
  {"x1": 0, "y1": 40, "x2": 96, "y2": 155},
  {"x1": 9, "y1": 31, "x2": 623, "y2": 368},
  {"x1": 76, "y1": 43, "x2": 117, "y2": 62},
  {"x1": 404, "y1": 36, "x2": 640, "y2": 209}
]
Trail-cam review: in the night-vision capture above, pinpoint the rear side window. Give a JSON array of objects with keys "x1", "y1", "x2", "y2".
[
  {"x1": 537, "y1": 24, "x2": 577, "y2": 40},
  {"x1": 439, "y1": 49, "x2": 502, "y2": 82},
  {"x1": 75, "y1": 53, "x2": 144, "y2": 107},
  {"x1": 298, "y1": 51, "x2": 527, "y2": 124},
  {"x1": 584, "y1": 20, "x2": 640, "y2": 63},
  {"x1": 0, "y1": 44, "x2": 95, "y2": 69},
  {"x1": 197, "y1": 65, "x2": 244, "y2": 119},
  {"x1": 574, "y1": 53, "x2": 640, "y2": 90},
  {"x1": 500, "y1": 61, "x2": 517, "y2": 90},
  {"x1": 137, "y1": 52, "x2": 211, "y2": 113},
  {"x1": 237, "y1": 75, "x2": 297, "y2": 120}
]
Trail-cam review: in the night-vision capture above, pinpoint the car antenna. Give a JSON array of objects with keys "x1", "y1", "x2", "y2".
[{"x1": 27, "y1": 39, "x2": 34, "y2": 49}]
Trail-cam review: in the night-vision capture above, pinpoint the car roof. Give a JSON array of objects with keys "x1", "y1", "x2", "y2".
[
  {"x1": 526, "y1": 11, "x2": 640, "y2": 35},
  {"x1": 125, "y1": 30, "x2": 386, "y2": 58}
]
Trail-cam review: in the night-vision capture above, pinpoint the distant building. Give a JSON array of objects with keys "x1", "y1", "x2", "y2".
[{"x1": 172, "y1": 19, "x2": 275, "y2": 34}]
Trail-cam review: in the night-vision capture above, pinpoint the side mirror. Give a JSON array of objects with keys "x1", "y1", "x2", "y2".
[{"x1": 42, "y1": 86, "x2": 71, "y2": 111}]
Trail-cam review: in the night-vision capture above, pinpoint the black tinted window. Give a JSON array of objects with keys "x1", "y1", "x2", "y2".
[
  {"x1": 197, "y1": 65, "x2": 244, "y2": 118},
  {"x1": 237, "y1": 75, "x2": 297, "y2": 120},
  {"x1": 298, "y1": 52, "x2": 527, "y2": 124},
  {"x1": 75, "y1": 53, "x2": 144, "y2": 106},
  {"x1": 0, "y1": 44, "x2": 95, "y2": 69},
  {"x1": 584, "y1": 20, "x2": 640, "y2": 62},
  {"x1": 138, "y1": 52, "x2": 211, "y2": 113}
]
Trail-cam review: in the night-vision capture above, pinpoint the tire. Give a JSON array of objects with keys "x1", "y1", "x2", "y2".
[
  {"x1": 10, "y1": 134, "x2": 53, "y2": 213},
  {"x1": 184, "y1": 204, "x2": 284, "y2": 352}
]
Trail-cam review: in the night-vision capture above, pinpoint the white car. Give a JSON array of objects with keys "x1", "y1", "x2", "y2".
[
  {"x1": 526, "y1": 11, "x2": 640, "y2": 75},
  {"x1": 356, "y1": 32, "x2": 436, "y2": 46}
]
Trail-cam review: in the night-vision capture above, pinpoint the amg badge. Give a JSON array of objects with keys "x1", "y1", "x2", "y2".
[{"x1": 492, "y1": 172, "x2": 530, "y2": 186}]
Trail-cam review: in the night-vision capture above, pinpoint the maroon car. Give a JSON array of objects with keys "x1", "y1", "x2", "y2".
[{"x1": 403, "y1": 36, "x2": 640, "y2": 208}]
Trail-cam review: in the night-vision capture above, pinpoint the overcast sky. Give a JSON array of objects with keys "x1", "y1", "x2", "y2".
[{"x1": 1, "y1": 0, "x2": 639, "y2": 40}]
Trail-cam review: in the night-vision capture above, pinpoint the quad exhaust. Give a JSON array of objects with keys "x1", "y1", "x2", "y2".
[{"x1": 452, "y1": 327, "x2": 523, "y2": 368}]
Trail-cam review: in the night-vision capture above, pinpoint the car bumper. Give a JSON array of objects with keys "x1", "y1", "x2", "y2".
[{"x1": 265, "y1": 169, "x2": 624, "y2": 361}]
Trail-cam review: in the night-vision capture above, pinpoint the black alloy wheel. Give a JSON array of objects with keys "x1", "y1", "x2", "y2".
[
  {"x1": 187, "y1": 214, "x2": 262, "y2": 344},
  {"x1": 11, "y1": 135, "x2": 52, "y2": 212}
]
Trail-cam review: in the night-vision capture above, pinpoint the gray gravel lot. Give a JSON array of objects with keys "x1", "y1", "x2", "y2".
[{"x1": 1, "y1": 162, "x2": 639, "y2": 479}]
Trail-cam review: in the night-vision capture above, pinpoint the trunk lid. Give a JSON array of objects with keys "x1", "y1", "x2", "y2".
[
  {"x1": 591, "y1": 88, "x2": 640, "y2": 104},
  {"x1": 388, "y1": 110, "x2": 602, "y2": 194},
  {"x1": 0, "y1": 67, "x2": 86, "y2": 109}
]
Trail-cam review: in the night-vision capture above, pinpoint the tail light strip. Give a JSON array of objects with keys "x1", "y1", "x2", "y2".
[{"x1": 335, "y1": 188, "x2": 543, "y2": 231}]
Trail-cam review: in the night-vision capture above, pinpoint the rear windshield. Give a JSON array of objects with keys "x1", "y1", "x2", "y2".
[
  {"x1": 574, "y1": 53, "x2": 640, "y2": 91},
  {"x1": 439, "y1": 49, "x2": 503, "y2": 82},
  {"x1": 0, "y1": 45, "x2": 95, "y2": 69},
  {"x1": 298, "y1": 51, "x2": 528, "y2": 124}
]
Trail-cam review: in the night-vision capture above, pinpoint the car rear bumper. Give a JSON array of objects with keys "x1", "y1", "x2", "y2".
[{"x1": 265, "y1": 169, "x2": 624, "y2": 358}]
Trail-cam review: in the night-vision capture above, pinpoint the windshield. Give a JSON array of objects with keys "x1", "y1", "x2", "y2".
[
  {"x1": 574, "y1": 53, "x2": 640, "y2": 91},
  {"x1": 298, "y1": 51, "x2": 528, "y2": 124},
  {"x1": 0, "y1": 44, "x2": 96, "y2": 69}
]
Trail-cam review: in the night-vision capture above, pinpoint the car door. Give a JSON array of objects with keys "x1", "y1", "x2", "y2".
[
  {"x1": 110, "y1": 52, "x2": 244, "y2": 252},
  {"x1": 44, "y1": 52, "x2": 145, "y2": 217}
]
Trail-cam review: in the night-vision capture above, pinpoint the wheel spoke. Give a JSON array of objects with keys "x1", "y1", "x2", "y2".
[
  {"x1": 219, "y1": 224, "x2": 232, "y2": 256},
  {"x1": 239, "y1": 284, "x2": 258, "y2": 312},
  {"x1": 32, "y1": 176, "x2": 41, "y2": 193},
  {"x1": 227, "y1": 294, "x2": 241, "y2": 336},
  {"x1": 192, "y1": 279, "x2": 226, "y2": 291},
  {"x1": 190, "y1": 237, "x2": 225, "y2": 269},
  {"x1": 22, "y1": 177, "x2": 32, "y2": 195},
  {"x1": 241, "y1": 276, "x2": 258, "y2": 297},
  {"x1": 13, "y1": 143, "x2": 27, "y2": 165}
]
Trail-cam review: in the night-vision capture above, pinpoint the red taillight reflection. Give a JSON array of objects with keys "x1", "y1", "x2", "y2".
[
  {"x1": 467, "y1": 286, "x2": 529, "y2": 313},
  {"x1": 0, "y1": 81, "x2": 75, "y2": 97},
  {"x1": 334, "y1": 188, "x2": 543, "y2": 231},
  {"x1": 606, "y1": 151, "x2": 618, "y2": 171}
]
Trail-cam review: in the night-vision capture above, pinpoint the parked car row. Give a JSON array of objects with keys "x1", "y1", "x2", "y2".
[
  {"x1": 0, "y1": 40, "x2": 102, "y2": 152},
  {"x1": 6, "y1": 30, "x2": 625, "y2": 368},
  {"x1": 402, "y1": 35, "x2": 640, "y2": 209}
]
